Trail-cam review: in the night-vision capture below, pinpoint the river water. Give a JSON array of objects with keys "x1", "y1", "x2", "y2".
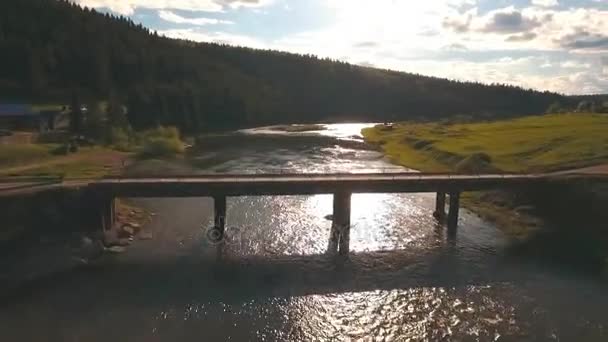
[{"x1": 2, "y1": 124, "x2": 608, "y2": 341}]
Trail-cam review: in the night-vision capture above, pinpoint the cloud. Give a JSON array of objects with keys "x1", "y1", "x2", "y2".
[
  {"x1": 418, "y1": 28, "x2": 440, "y2": 37},
  {"x1": 442, "y1": 43, "x2": 468, "y2": 51},
  {"x1": 353, "y1": 41, "x2": 378, "y2": 48},
  {"x1": 72, "y1": 0, "x2": 271, "y2": 15},
  {"x1": 531, "y1": 0, "x2": 559, "y2": 7},
  {"x1": 357, "y1": 61, "x2": 376, "y2": 68},
  {"x1": 481, "y1": 9, "x2": 542, "y2": 34},
  {"x1": 158, "y1": 10, "x2": 233, "y2": 25},
  {"x1": 560, "y1": 60, "x2": 591, "y2": 69},
  {"x1": 442, "y1": 13, "x2": 472, "y2": 33},
  {"x1": 557, "y1": 30, "x2": 608, "y2": 50},
  {"x1": 384, "y1": 55, "x2": 607, "y2": 94},
  {"x1": 506, "y1": 32, "x2": 537, "y2": 42},
  {"x1": 74, "y1": 0, "x2": 608, "y2": 94},
  {"x1": 159, "y1": 28, "x2": 266, "y2": 48},
  {"x1": 443, "y1": 7, "x2": 551, "y2": 38}
]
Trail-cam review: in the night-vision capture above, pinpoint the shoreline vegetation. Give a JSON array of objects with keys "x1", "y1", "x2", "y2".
[
  {"x1": 0, "y1": 126, "x2": 186, "y2": 180},
  {"x1": 362, "y1": 113, "x2": 608, "y2": 238},
  {"x1": 269, "y1": 124, "x2": 327, "y2": 133},
  {"x1": 0, "y1": 125, "x2": 186, "y2": 243}
]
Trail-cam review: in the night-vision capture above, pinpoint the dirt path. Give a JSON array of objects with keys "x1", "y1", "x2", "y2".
[
  {"x1": 572, "y1": 164, "x2": 608, "y2": 174},
  {"x1": 556, "y1": 164, "x2": 608, "y2": 175}
]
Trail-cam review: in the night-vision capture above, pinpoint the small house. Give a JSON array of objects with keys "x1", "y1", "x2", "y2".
[{"x1": 0, "y1": 104, "x2": 64, "y2": 132}]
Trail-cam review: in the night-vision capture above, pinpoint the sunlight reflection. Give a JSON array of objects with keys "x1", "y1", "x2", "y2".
[
  {"x1": 318, "y1": 123, "x2": 378, "y2": 140},
  {"x1": 285, "y1": 286, "x2": 518, "y2": 341},
  {"x1": 303, "y1": 192, "x2": 427, "y2": 253}
]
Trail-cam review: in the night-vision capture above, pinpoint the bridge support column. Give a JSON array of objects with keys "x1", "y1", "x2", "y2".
[
  {"x1": 214, "y1": 195, "x2": 227, "y2": 239},
  {"x1": 433, "y1": 192, "x2": 446, "y2": 221},
  {"x1": 447, "y1": 192, "x2": 461, "y2": 232},
  {"x1": 213, "y1": 195, "x2": 227, "y2": 258},
  {"x1": 99, "y1": 196, "x2": 116, "y2": 232},
  {"x1": 332, "y1": 191, "x2": 351, "y2": 256}
]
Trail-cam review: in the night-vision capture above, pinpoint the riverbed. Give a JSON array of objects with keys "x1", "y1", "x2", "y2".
[{"x1": 1, "y1": 123, "x2": 608, "y2": 341}]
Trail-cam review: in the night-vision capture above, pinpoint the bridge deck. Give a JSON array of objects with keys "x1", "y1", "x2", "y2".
[
  {"x1": 89, "y1": 172, "x2": 590, "y2": 197},
  {"x1": 1, "y1": 171, "x2": 604, "y2": 198}
]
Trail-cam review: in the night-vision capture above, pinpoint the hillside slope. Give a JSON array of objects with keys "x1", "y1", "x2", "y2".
[{"x1": 0, "y1": 0, "x2": 566, "y2": 131}]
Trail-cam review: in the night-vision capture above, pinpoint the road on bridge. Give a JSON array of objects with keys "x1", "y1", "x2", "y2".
[{"x1": 1, "y1": 164, "x2": 607, "y2": 198}]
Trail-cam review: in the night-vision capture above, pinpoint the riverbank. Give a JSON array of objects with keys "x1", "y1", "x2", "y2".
[
  {"x1": 362, "y1": 113, "x2": 608, "y2": 238},
  {"x1": 0, "y1": 145, "x2": 130, "y2": 179}
]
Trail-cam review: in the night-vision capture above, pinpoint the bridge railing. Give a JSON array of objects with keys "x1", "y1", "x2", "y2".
[
  {"x1": 99, "y1": 169, "x2": 550, "y2": 181},
  {"x1": 0, "y1": 174, "x2": 64, "y2": 184}
]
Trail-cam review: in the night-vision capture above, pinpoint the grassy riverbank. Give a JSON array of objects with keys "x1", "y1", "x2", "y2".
[
  {"x1": 0, "y1": 126, "x2": 186, "y2": 243},
  {"x1": 362, "y1": 113, "x2": 608, "y2": 172},
  {"x1": 0, "y1": 145, "x2": 130, "y2": 179},
  {"x1": 0, "y1": 126, "x2": 186, "y2": 180},
  {"x1": 362, "y1": 113, "x2": 608, "y2": 237}
]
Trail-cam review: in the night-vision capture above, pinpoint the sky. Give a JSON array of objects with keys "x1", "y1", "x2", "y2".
[{"x1": 72, "y1": 0, "x2": 608, "y2": 95}]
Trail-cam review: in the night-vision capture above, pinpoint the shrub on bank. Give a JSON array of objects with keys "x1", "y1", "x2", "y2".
[
  {"x1": 455, "y1": 153, "x2": 496, "y2": 174},
  {"x1": 137, "y1": 126, "x2": 185, "y2": 159}
]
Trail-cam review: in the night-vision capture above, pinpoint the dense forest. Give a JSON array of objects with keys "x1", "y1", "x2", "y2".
[{"x1": 0, "y1": 0, "x2": 572, "y2": 131}]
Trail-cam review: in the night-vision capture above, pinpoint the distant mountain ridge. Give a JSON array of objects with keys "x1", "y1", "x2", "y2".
[{"x1": 0, "y1": 0, "x2": 569, "y2": 131}]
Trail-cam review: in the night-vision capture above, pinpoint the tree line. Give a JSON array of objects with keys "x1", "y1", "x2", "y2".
[{"x1": 0, "y1": 0, "x2": 575, "y2": 132}]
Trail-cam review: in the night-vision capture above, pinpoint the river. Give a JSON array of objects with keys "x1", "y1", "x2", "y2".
[{"x1": 1, "y1": 123, "x2": 608, "y2": 341}]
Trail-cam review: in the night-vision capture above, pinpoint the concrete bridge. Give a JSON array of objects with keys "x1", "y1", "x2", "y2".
[
  {"x1": 2, "y1": 171, "x2": 605, "y2": 255},
  {"x1": 84, "y1": 171, "x2": 605, "y2": 255}
]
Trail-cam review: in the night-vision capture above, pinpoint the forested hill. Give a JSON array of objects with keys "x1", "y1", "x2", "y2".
[{"x1": 0, "y1": 0, "x2": 566, "y2": 131}]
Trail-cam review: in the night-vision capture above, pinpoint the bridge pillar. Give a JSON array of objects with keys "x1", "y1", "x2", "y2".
[
  {"x1": 433, "y1": 192, "x2": 446, "y2": 220},
  {"x1": 447, "y1": 192, "x2": 461, "y2": 232},
  {"x1": 214, "y1": 195, "x2": 227, "y2": 238},
  {"x1": 99, "y1": 196, "x2": 116, "y2": 232},
  {"x1": 332, "y1": 191, "x2": 351, "y2": 256}
]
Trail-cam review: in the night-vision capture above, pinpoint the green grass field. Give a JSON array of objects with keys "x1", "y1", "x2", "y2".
[
  {"x1": 362, "y1": 113, "x2": 608, "y2": 173},
  {"x1": 363, "y1": 113, "x2": 608, "y2": 237}
]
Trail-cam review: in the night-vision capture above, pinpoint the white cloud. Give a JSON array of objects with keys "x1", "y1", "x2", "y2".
[
  {"x1": 159, "y1": 28, "x2": 267, "y2": 48},
  {"x1": 75, "y1": 0, "x2": 608, "y2": 94},
  {"x1": 560, "y1": 60, "x2": 591, "y2": 69},
  {"x1": 442, "y1": 6, "x2": 608, "y2": 52},
  {"x1": 531, "y1": 0, "x2": 559, "y2": 7},
  {"x1": 375, "y1": 56, "x2": 606, "y2": 94},
  {"x1": 72, "y1": 0, "x2": 272, "y2": 15},
  {"x1": 158, "y1": 10, "x2": 233, "y2": 25}
]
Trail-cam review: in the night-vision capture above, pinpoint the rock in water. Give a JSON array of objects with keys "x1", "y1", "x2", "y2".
[
  {"x1": 77, "y1": 237, "x2": 105, "y2": 260},
  {"x1": 125, "y1": 222, "x2": 142, "y2": 233},
  {"x1": 118, "y1": 225, "x2": 134, "y2": 238},
  {"x1": 81, "y1": 236, "x2": 93, "y2": 247},
  {"x1": 117, "y1": 238, "x2": 132, "y2": 246},
  {"x1": 103, "y1": 230, "x2": 120, "y2": 247},
  {"x1": 138, "y1": 233, "x2": 153, "y2": 240},
  {"x1": 107, "y1": 246, "x2": 127, "y2": 254}
]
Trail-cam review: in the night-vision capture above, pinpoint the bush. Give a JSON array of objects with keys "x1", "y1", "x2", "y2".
[
  {"x1": 108, "y1": 127, "x2": 129, "y2": 145},
  {"x1": 412, "y1": 139, "x2": 433, "y2": 150},
  {"x1": 139, "y1": 137, "x2": 184, "y2": 158},
  {"x1": 140, "y1": 126, "x2": 180, "y2": 140},
  {"x1": 136, "y1": 126, "x2": 184, "y2": 158},
  {"x1": 546, "y1": 102, "x2": 565, "y2": 114},
  {"x1": 68, "y1": 143, "x2": 79, "y2": 153},
  {"x1": 51, "y1": 144, "x2": 70, "y2": 156},
  {"x1": 455, "y1": 153, "x2": 495, "y2": 173}
]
